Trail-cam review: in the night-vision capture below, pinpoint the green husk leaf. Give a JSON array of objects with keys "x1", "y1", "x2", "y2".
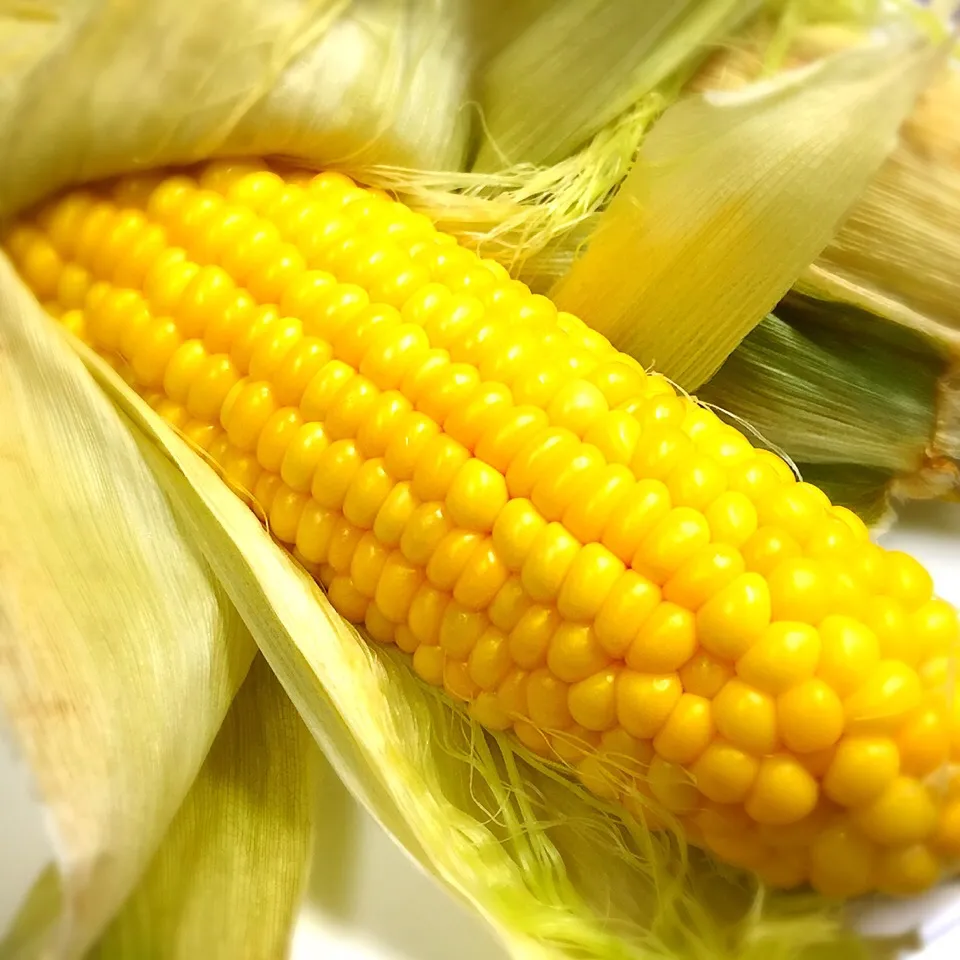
[
  {"x1": 60, "y1": 273, "x2": 871, "y2": 960},
  {"x1": 0, "y1": 257, "x2": 255, "y2": 957},
  {"x1": 552, "y1": 31, "x2": 942, "y2": 390},
  {"x1": 473, "y1": 0, "x2": 762, "y2": 171},
  {"x1": 89, "y1": 656, "x2": 313, "y2": 960},
  {"x1": 699, "y1": 309, "x2": 940, "y2": 474},
  {"x1": 0, "y1": 0, "x2": 470, "y2": 221},
  {"x1": 791, "y1": 463, "x2": 895, "y2": 526}
]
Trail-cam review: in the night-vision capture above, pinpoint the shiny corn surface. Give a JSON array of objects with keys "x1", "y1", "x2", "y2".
[{"x1": 7, "y1": 161, "x2": 960, "y2": 898}]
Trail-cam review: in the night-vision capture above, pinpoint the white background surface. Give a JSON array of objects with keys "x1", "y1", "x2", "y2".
[{"x1": 2, "y1": 501, "x2": 959, "y2": 959}]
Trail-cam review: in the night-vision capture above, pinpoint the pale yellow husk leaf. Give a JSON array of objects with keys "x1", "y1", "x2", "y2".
[
  {"x1": 552, "y1": 31, "x2": 943, "y2": 390},
  {"x1": 473, "y1": 0, "x2": 762, "y2": 171},
  {"x1": 689, "y1": 19, "x2": 960, "y2": 352},
  {"x1": 0, "y1": 256, "x2": 256, "y2": 958},
  {"x1": 0, "y1": 0, "x2": 470, "y2": 221},
  {"x1": 89, "y1": 656, "x2": 313, "y2": 960}
]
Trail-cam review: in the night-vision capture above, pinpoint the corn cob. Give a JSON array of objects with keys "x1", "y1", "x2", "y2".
[{"x1": 5, "y1": 161, "x2": 959, "y2": 899}]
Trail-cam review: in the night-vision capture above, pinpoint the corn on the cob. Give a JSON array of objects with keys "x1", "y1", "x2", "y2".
[{"x1": 5, "y1": 161, "x2": 959, "y2": 899}]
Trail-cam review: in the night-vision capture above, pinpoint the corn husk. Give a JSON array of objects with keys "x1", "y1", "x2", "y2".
[
  {"x1": 0, "y1": 256, "x2": 257, "y2": 957},
  {"x1": 89, "y1": 656, "x2": 313, "y2": 960},
  {"x1": 0, "y1": 0, "x2": 471, "y2": 221},
  {"x1": 802, "y1": 61, "x2": 960, "y2": 338},
  {"x1": 698, "y1": 301, "x2": 952, "y2": 523},
  {"x1": 473, "y1": 0, "x2": 762, "y2": 171},
  {"x1": 551, "y1": 27, "x2": 942, "y2": 389}
]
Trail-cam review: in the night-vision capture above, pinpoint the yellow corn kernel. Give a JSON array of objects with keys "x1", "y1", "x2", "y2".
[
  {"x1": 767, "y1": 557, "x2": 830, "y2": 623},
  {"x1": 678, "y1": 652, "x2": 733, "y2": 699},
  {"x1": 413, "y1": 645, "x2": 445, "y2": 686},
  {"x1": 568, "y1": 669, "x2": 619, "y2": 732},
  {"x1": 822, "y1": 736, "x2": 900, "y2": 807},
  {"x1": 13, "y1": 165, "x2": 960, "y2": 899},
  {"x1": 468, "y1": 628, "x2": 512, "y2": 690},
  {"x1": 776, "y1": 679, "x2": 844, "y2": 754},
  {"x1": 691, "y1": 740, "x2": 759, "y2": 804},
  {"x1": 817, "y1": 615, "x2": 881, "y2": 695},
  {"x1": 898, "y1": 707, "x2": 950, "y2": 776},
  {"x1": 877, "y1": 844, "x2": 940, "y2": 896},
  {"x1": 556, "y1": 542, "x2": 624, "y2": 622},
  {"x1": 295, "y1": 500, "x2": 337, "y2": 565},
  {"x1": 864, "y1": 596, "x2": 913, "y2": 663},
  {"x1": 647, "y1": 755, "x2": 699, "y2": 814},
  {"x1": 695, "y1": 573, "x2": 770, "y2": 660},
  {"x1": 745, "y1": 756, "x2": 819, "y2": 826},
  {"x1": 631, "y1": 507, "x2": 710, "y2": 584},
  {"x1": 583, "y1": 411, "x2": 640, "y2": 466},
  {"x1": 469, "y1": 691, "x2": 512, "y2": 731},
  {"x1": 740, "y1": 526, "x2": 801, "y2": 577},
  {"x1": 592, "y1": 570, "x2": 661, "y2": 659},
  {"x1": 439, "y1": 602, "x2": 487, "y2": 661},
  {"x1": 327, "y1": 576, "x2": 368, "y2": 624},
  {"x1": 853, "y1": 777, "x2": 938, "y2": 845},
  {"x1": 426, "y1": 530, "x2": 482, "y2": 591},
  {"x1": 446, "y1": 458, "x2": 508, "y2": 533},
  {"x1": 279, "y1": 422, "x2": 329, "y2": 492},
  {"x1": 599, "y1": 479, "x2": 671, "y2": 564},
  {"x1": 508, "y1": 604, "x2": 559, "y2": 670},
  {"x1": 653, "y1": 694, "x2": 713, "y2": 765},
  {"x1": 374, "y1": 553, "x2": 422, "y2": 624},
  {"x1": 616, "y1": 672, "x2": 681, "y2": 740},
  {"x1": 350, "y1": 534, "x2": 390, "y2": 598},
  {"x1": 662, "y1": 543, "x2": 745, "y2": 611},
  {"x1": 883, "y1": 551, "x2": 934, "y2": 609},
  {"x1": 521, "y1": 522, "x2": 580, "y2": 602},
  {"x1": 712, "y1": 680, "x2": 779, "y2": 755},
  {"x1": 843, "y1": 661, "x2": 923, "y2": 734},
  {"x1": 736, "y1": 622, "x2": 820, "y2": 694},
  {"x1": 809, "y1": 823, "x2": 877, "y2": 898},
  {"x1": 551, "y1": 724, "x2": 601, "y2": 765},
  {"x1": 625, "y1": 602, "x2": 696, "y2": 673},
  {"x1": 526, "y1": 668, "x2": 573, "y2": 730},
  {"x1": 911, "y1": 598, "x2": 959, "y2": 658}
]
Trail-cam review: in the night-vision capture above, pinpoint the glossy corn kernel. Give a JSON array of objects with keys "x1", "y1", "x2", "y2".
[{"x1": 9, "y1": 164, "x2": 959, "y2": 899}]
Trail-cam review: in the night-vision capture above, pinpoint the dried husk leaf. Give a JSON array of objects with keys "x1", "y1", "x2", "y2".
[
  {"x1": 798, "y1": 63, "x2": 960, "y2": 347},
  {"x1": 89, "y1": 656, "x2": 313, "y2": 960},
  {"x1": 552, "y1": 31, "x2": 942, "y2": 390},
  {"x1": 0, "y1": 257, "x2": 256, "y2": 957}
]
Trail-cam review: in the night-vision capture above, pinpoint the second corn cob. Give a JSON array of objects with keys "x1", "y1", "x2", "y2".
[{"x1": 5, "y1": 162, "x2": 960, "y2": 898}]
